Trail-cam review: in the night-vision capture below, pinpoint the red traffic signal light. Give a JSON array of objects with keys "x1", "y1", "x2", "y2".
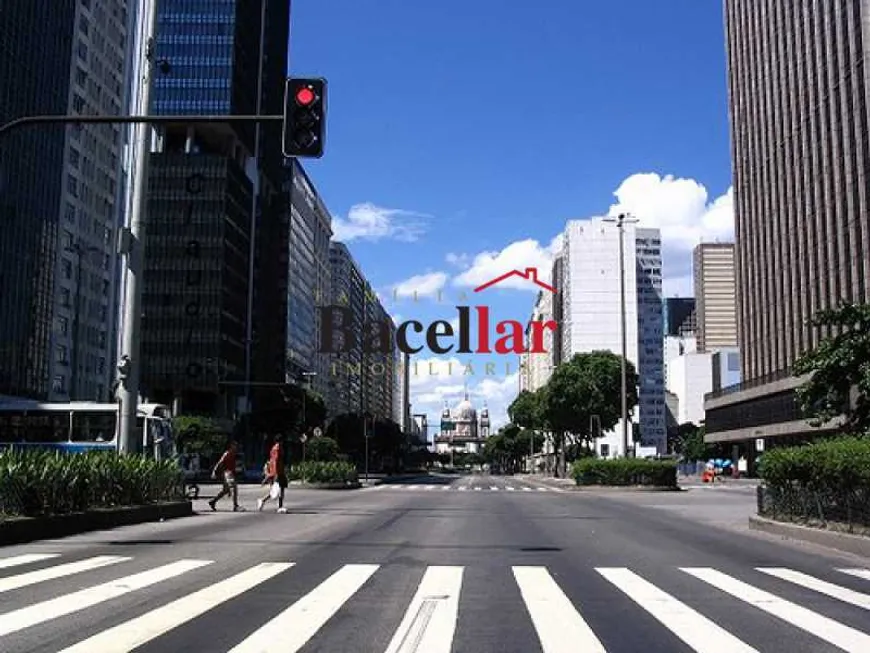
[
  {"x1": 295, "y1": 87, "x2": 315, "y2": 106},
  {"x1": 283, "y1": 77, "x2": 327, "y2": 158}
]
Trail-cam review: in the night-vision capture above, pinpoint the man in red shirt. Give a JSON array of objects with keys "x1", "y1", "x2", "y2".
[
  {"x1": 208, "y1": 440, "x2": 241, "y2": 512},
  {"x1": 257, "y1": 435, "x2": 288, "y2": 513}
]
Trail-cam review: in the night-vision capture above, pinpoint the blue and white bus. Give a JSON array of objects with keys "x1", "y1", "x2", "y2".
[{"x1": 0, "y1": 400, "x2": 176, "y2": 459}]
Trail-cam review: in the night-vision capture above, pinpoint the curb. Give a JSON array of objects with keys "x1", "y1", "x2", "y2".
[
  {"x1": 749, "y1": 515, "x2": 870, "y2": 558},
  {"x1": 573, "y1": 485, "x2": 682, "y2": 492},
  {"x1": 0, "y1": 501, "x2": 193, "y2": 546},
  {"x1": 289, "y1": 482, "x2": 362, "y2": 490}
]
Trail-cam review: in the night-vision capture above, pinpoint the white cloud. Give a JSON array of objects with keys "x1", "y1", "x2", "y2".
[
  {"x1": 392, "y1": 272, "x2": 448, "y2": 299},
  {"x1": 445, "y1": 252, "x2": 471, "y2": 269},
  {"x1": 331, "y1": 202, "x2": 428, "y2": 243},
  {"x1": 606, "y1": 173, "x2": 734, "y2": 291},
  {"x1": 451, "y1": 235, "x2": 563, "y2": 291},
  {"x1": 406, "y1": 356, "x2": 519, "y2": 435}
]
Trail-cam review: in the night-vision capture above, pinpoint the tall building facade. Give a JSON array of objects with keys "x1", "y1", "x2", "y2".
[
  {"x1": 559, "y1": 219, "x2": 666, "y2": 455},
  {"x1": 326, "y1": 241, "x2": 396, "y2": 423},
  {"x1": 663, "y1": 297, "x2": 696, "y2": 337},
  {"x1": 522, "y1": 289, "x2": 557, "y2": 392},
  {"x1": 707, "y1": 0, "x2": 870, "y2": 457},
  {"x1": 693, "y1": 243, "x2": 737, "y2": 352},
  {"x1": 0, "y1": 1, "x2": 129, "y2": 401},
  {"x1": 286, "y1": 161, "x2": 332, "y2": 398},
  {"x1": 139, "y1": 0, "x2": 290, "y2": 416}
]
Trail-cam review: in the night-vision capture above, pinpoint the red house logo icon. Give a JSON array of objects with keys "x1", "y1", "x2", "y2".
[{"x1": 474, "y1": 267, "x2": 556, "y2": 294}]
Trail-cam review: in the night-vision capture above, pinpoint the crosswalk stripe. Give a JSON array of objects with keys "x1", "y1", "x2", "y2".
[
  {"x1": 474, "y1": 487, "x2": 482, "y2": 491},
  {"x1": 458, "y1": 486, "x2": 467, "y2": 491},
  {"x1": 0, "y1": 553, "x2": 60, "y2": 569},
  {"x1": 424, "y1": 485, "x2": 435, "y2": 491},
  {"x1": 537, "y1": 487, "x2": 548, "y2": 492},
  {"x1": 489, "y1": 486, "x2": 499, "y2": 491},
  {"x1": 507, "y1": 486, "x2": 516, "y2": 491},
  {"x1": 522, "y1": 487, "x2": 532, "y2": 492},
  {"x1": 0, "y1": 559, "x2": 211, "y2": 638},
  {"x1": 838, "y1": 568, "x2": 870, "y2": 582},
  {"x1": 384, "y1": 566, "x2": 463, "y2": 653},
  {"x1": 0, "y1": 555, "x2": 130, "y2": 594},
  {"x1": 597, "y1": 568, "x2": 759, "y2": 652},
  {"x1": 442, "y1": 485, "x2": 452, "y2": 490},
  {"x1": 682, "y1": 567, "x2": 870, "y2": 651},
  {"x1": 757, "y1": 568, "x2": 870, "y2": 610},
  {"x1": 513, "y1": 566, "x2": 606, "y2": 653},
  {"x1": 229, "y1": 564, "x2": 378, "y2": 653},
  {"x1": 57, "y1": 562, "x2": 293, "y2": 652}
]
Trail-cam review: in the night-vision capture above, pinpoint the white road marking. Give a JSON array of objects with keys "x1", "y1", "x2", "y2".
[
  {"x1": 230, "y1": 564, "x2": 379, "y2": 653},
  {"x1": 513, "y1": 566, "x2": 606, "y2": 653},
  {"x1": 757, "y1": 568, "x2": 870, "y2": 610},
  {"x1": 522, "y1": 487, "x2": 532, "y2": 492},
  {"x1": 682, "y1": 567, "x2": 870, "y2": 651},
  {"x1": 58, "y1": 563, "x2": 293, "y2": 652},
  {"x1": 0, "y1": 559, "x2": 212, "y2": 637},
  {"x1": 838, "y1": 568, "x2": 870, "y2": 582},
  {"x1": 0, "y1": 553, "x2": 60, "y2": 569},
  {"x1": 598, "y1": 567, "x2": 758, "y2": 652},
  {"x1": 384, "y1": 566, "x2": 463, "y2": 653},
  {"x1": 458, "y1": 486, "x2": 468, "y2": 491},
  {"x1": 537, "y1": 487, "x2": 548, "y2": 492},
  {"x1": 489, "y1": 486, "x2": 499, "y2": 491},
  {"x1": 0, "y1": 555, "x2": 130, "y2": 594},
  {"x1": 506, "y1": 486, "x2": 516, "y2": 491}
]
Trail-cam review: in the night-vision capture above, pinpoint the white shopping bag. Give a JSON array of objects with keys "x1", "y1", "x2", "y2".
[{"x1": 269, "y1": 482, "x2": 280, "y2": 500}]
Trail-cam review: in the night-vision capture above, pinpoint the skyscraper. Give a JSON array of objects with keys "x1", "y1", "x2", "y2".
[
  {"x1": 139, "y1": 0, "x2": 290, "y2": 415},
  {"x1": 693, "y1": 243, "x2": 737, "y2": 352},
  {"x1": 559, "y1": 219, "x2": 665, "y2": 455},
  {"x1": 0, "y1": 1, "x2": 130, "y2": 401},
  {"x1": 706, "y1": 0, "x2": 870, "y2": 456}
]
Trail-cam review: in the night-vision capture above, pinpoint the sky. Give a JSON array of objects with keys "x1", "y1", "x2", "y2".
[{"x1": 287, "y1": 0, "x2": 736, "y2": 435}]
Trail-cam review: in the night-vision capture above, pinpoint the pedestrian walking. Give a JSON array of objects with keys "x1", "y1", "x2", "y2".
[
  {"x1": 257, "y1": 435, "x2": 288, "y2": 513},
  {"x1": 208, "y1": 440, "x2": 243, "y2": 511}
]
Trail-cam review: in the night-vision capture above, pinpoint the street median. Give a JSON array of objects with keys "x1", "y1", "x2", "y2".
[
  {"x1": 570, "y1": 458, "x2": 679, "y2": 490},
  {"x1": 0, "y1": 447, "x2": 190, "y2": 545}
]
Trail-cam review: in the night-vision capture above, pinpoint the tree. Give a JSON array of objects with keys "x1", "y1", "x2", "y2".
[
  {"x1": 793, "y1": 303, "x2": 870, "y2": 433},
  {"x1": 508, "y1": 390, "x2": 542, "y2": 430},
  {"x1": 306, "y1": 436, "x2": 339, "y2": 461},
  {"x1": 670, "y1": 422, "x2": 708, "y2": 462},
  {"x1": 542, "y1": 351, "x2": 639, "y2": 446},
  {"x1": 172, "y1": 415, "x2": 230, "y2": 455}
]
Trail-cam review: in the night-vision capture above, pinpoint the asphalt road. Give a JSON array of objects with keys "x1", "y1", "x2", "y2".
[{"x1": 1, "y1": 473, "x2": 869, "y2": 652}]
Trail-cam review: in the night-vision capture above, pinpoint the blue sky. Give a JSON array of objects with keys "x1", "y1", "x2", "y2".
[{"x1": 288, "y1": 0, "x2": 735, "y2": 432}]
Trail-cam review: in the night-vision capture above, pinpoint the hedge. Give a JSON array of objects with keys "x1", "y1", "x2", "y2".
[
  {"x1": 289, "y1": 461, "x2": 358, "y2": 484},
  {"x1": 0, "y1": 448, "x2": 183, "y2": 518},
  {"x1": 757, "y1": 436, "x2": 870, "y2": 532},
  {"x1": 571, "y1": 458, "x2": 678, "y2": 487}
]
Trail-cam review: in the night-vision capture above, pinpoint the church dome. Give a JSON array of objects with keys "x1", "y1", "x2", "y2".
[{"x1": 454, "y1": 396, "x2": 477, "y2": 420}]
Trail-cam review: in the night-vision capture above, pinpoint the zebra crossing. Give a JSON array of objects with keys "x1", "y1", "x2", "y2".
[
  {"x1": 368, "y1": 483, "x2": 560, "y2": 492},
  {"x1": 1, "y1": 550, "x2": 869, "y2": 651}
]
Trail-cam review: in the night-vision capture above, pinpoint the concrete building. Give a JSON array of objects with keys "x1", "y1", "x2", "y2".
[
  {"x1": 326, "y1": 241, "x2": 396, "y2": 424},
  {"x1": 667, "y1": 352, "x2": 713, "y2": 426},
  {"x1": 693, "y1": 243, "x2": 737, "y2": 352},
  {"x1": 286, "y1": 161, "x2": 332, "y2": 398},
  {"x1": 559, "y1": 218, "x2": 666, "y2": 456},
  {"x1": 522, "y1": 288, "x2": 557, "y2": 392},
  {"x1": 0, "y1": 1, "x2": 130, "y2": 401},
  {"x1": 664, "y1": 334, "x2": 697, "y2": 387},
  {"x1": 707, "y1": 0, "x2": 870, "y2": 460}
]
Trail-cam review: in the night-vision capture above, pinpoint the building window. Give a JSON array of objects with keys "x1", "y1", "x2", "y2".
[
  {"x1": 62, "y1": 258, "x2": 73, "y2": 279},
  {"x1": 67, "y1": 175, "x2": 78, "y2": 197},
  {"x1": 58, "y1": 316, "x2": 69, "y2": 336},
  {"x1": 65, "y1": 202, "x2": 76, "y2": 222},
  {"x1": 56, "y1": 345, "x2": 69, "y2": 365},
  {"x1": 52, "y1": 375, "x2": 66, "y2": 393},
  {"x1": 61, "y1": 287, "x2": 71, "y2": 307},
  {"x1": 69, "y1": 147, "x2": 80, "y2": 168},
  {"x1": 97, "y1": 357, "x2": 106, "y2": 373}
]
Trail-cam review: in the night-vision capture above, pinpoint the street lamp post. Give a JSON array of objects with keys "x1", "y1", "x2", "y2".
[
  {"x1": 300, "y1": 372, "x2": 316, "y2": 474},
  {"x1": 603, "y1": 213, "x2": 638, "y2": 458},
  {"x1": 118, "y1": 0, "x2": 159, "y2": 455}
]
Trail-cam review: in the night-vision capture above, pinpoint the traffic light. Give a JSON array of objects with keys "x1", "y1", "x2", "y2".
[{"x1": 282, "y1": 77, "x2": 326, "y2": 158}]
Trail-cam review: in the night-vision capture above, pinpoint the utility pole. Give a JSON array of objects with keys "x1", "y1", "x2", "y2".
[
  {"x1": 118, "y1": 0, "x2": 159, "y2": 455},
  {"x1": 604, "y1": 213, "x2": 638, "y2": 458}
]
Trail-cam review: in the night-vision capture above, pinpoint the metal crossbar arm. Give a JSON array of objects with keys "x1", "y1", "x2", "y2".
[{"x1": 0, "y1": 114, "x2": 283, "y2": 137}]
